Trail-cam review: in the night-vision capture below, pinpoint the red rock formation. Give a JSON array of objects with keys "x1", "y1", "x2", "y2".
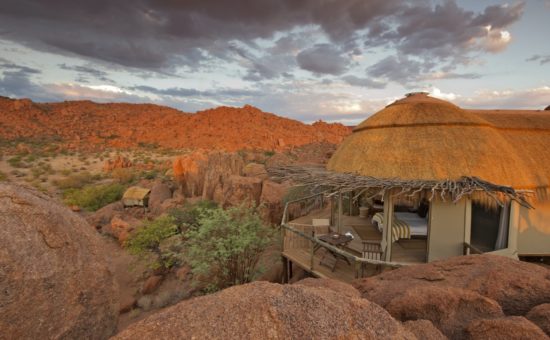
[
  {"x1": 0, "y1": 183, "x2": 118, "y2": 339},
  {"x1": 113, "y1": 279, "x2": 415, "y2": 339},
  {"x1": 465, "y1": 316, "x2": 548, "y2": 340},
  {"x1": 0, "y1": 97, "x2": 351, "y2": 151},
  {"x1": 385, "y1": 286, "x2": 504, "y2": 338},
  {"x1": 352, "y1": 254, "x2": 550, "y2": 316},
  {"x1": 526, "y1": 303, "x2": 550, "y2": 336},
  {"x1": 103, "y1": 155, "x2": 133, "y2": 172}
]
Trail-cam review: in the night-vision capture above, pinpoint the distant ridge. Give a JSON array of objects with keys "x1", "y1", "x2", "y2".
[{"x1": 0, "y1": 97, "x2": 351, "y2": 151}]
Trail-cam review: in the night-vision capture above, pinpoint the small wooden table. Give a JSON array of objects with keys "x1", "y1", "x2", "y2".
[{"x1": 316, "y1": 233, "x2": 353, "y2": 271}]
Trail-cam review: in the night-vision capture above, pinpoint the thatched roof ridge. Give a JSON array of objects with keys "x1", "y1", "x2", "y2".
[
  {"x1": 327, "y1": 93, "x2": 550, "y2": 195},
  {"x1": 268, "y1": 165, "x2": 532, "y2": 208}
]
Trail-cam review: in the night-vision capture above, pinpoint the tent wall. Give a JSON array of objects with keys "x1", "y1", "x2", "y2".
[
  {"x1": 517, "y1": 201, "x2": 550, "y2": 256},
  {"x1": 427, "y1": 198, "x2": 467, "y2": 262}
]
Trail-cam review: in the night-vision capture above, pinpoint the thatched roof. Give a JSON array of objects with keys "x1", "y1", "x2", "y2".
[{"x1": 327, "y1": 93, "x2": 550, "y2": 195}]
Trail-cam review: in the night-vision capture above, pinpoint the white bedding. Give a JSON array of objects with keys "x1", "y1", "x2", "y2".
[{"x1": 394, "y1": 212, "x2": 428, "y2": 236}]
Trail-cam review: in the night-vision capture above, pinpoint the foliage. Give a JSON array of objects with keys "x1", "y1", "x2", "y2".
[
  {"x1": 168, "y1": 200, "x2": 218, "y2": 232},
  {"x1": 0, "y1": 171, "x2": 6, "y2": 181},
  {"x1": 111, "y1": 168, "x2": 136, "y2": 184},
  {"x1": 184, "y1": 204, "x2": 276, "y2": 292},
  {"x1": 263, "y1": 150, "x2": 275, "y2": 157},
  {"x1": 53, "y1": 171, "x2": 99, "y2": 190},
  {"x1": 125, "y1": 215, "x2": 179, "y2": 269},
  {"x1": 63, "y1": 183, "x2": 125, "y2": 211}
]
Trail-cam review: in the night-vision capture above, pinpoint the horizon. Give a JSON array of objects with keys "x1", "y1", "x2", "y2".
[{"x1": 1, "y1": 0, "x2": 549, "y2": 124}]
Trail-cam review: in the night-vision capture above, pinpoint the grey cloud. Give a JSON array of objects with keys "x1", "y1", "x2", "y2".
[
  {"x1": 131, "y1": 85, "x2": 261, "y2": 99},
  {"x1": 341, "y1": 75, "x2": 386, "y2": 89},
  {"x1": 58, "y1": 63, "x2": 113, "y2": 82},
  {"x1": 0, "y1": 58, "x2": 41, "y2": 75},
  {"x1": 526, "y1": 54, "x2": 550, "y2": 65},
  {"x1": 296, "y1": 44, "x2": 350, "y2": 75}
]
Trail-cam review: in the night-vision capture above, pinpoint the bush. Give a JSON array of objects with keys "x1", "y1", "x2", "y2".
[
  {"x1": 53, "y1": 171, "x2": 97, "y2": 190},
  {"x1": 125, "y1": 215, "x2": 180, "y2": 269},
  {"x1": 168, "y1": 200, "x2": 218, "y2": 232},
  {"x1": 63, "y1": 183, "x2": 125, "y2": 211},
  {"x1": 0, "y1": 171, "x2": 6, "y2": 181},
  {"x1": 111, "y1": 168, "x2": 136, "y2": 184},
  {"x1": 184, "y1": 204, "x2": 276, "y2": 292}
]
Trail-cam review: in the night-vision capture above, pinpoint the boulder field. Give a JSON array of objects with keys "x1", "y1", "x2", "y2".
[
  {"x1": 0, "y1": 182, "x2": 119, "y2": 339},
  {"x1": 2, "y1": 181, "x2": 549, "y2": 339}
]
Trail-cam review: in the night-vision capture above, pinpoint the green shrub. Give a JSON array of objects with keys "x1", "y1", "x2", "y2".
[
  {"x1": 264, "y1": 150, "x2": 275, "y2": 157},
  {"x1": 111, "y1": 168, "x2": 136, "y2": 184},
  {"x1": 168, "y1": 200, "x2": 218, "y2": 232},
  {"x1": 8, "y1": 155, "x2": 24, "y2": 168},
  {"x1": 184, "y1": 204, "x2": 276, "y2": 292},
  {"x1": 53, "y1": 171, "x2": 96, "y2": 190},
  {"x1": 63, "y1": 183, "x2": 125, "y2": 211},
  {"x1": 125, "y1": 215, "x2": 179, "y2": 269},
  {"x1": 0, "y1": 171, "x2": 6, "y2": 181}
]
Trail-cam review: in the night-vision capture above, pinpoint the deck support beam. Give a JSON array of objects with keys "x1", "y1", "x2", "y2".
[{"x1": 382, "y1": 192, "x2": 394, "y2": 262}]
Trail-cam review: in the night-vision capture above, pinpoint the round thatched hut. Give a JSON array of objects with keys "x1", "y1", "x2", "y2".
[{"x1": 275, "y1": 93, "x2": 550, "y2": 273}]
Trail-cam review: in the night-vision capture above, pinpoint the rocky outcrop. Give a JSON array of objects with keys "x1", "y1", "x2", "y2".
[
  {"x1": 465, "y1": 316, "x2": 548, "y2": 340},
  {"x1": 113, "y1": 279, "x2": 414, "y2": 339},
  {"x1": 0, "y1": 97, "x2": 351, "y2": 151},
  {"x1": 223, "y1": 175, "x2": 263, "y2": 206},
  {"x1": 385, "y1": 286, "x2": 503, "y2": 338},
  {"x1": 103, "y1": 155, "x2": 132, "y2": 172},
  {"x1": 403, "y1": 320, "x2": 448, "y2": 340},
  {"x1": 259, "y1": 179, "x2": 291, "y2": 223},
  {"x1": 243, "y1": 163, "x2": 268, "y2": 179},
  {"x1": 353, "y1": 254, "x2": 550, "y2": 316},
  {"x1": 148, "y1": 181, "x2": 172, "y2": 214},
  {"x1": 0, "y1": 183, "x2": 118, "y2": 339},
  {"x1": 526, "y1": 303, "x2": 550, "y2": 335}
]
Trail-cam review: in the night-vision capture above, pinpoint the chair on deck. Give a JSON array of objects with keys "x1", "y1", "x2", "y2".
[
  {"x1": 361, "y1": 240, "x2": 384, "y2": 275},
  {"x1": 362, "y1": 240, "x2": 383, "y2": 260}
]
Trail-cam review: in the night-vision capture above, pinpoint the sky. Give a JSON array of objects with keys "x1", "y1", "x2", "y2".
[{"x1": 0, "y1": 0, "x2": 549, "y2": 124}]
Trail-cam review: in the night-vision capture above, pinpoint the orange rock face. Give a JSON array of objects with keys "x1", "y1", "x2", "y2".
[
  {"x1": 103, "y1": 155, "x2": 133, "y2": 172},
  {"x1": 0, "y1": 97, "x2": 351, "y2": 151}
]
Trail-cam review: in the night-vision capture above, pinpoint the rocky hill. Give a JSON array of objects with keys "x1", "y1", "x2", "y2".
[{"x1": 0, "y1": 97, "x2": 350, "y2": 151}]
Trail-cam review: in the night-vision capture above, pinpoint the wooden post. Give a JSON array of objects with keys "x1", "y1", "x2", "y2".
[
  {"x1": 382, "y1": 192, "x2": 394, "y2": 262},
  {"x1": 337, "y1": 190, "x2": 343, "y2": 234},
  {"x1": 282, "y1": 257, "x2": 288, "y2": 283},
  {"x1": 310, "y1": 230, "x2": 315, "y2": 271}
]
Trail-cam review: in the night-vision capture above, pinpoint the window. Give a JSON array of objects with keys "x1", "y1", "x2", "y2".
[{"x1": 470, "y1": 202, "x2": 510, "y2": 252}]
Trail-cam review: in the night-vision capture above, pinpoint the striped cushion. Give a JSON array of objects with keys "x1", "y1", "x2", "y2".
[{"x1": 372, "y1": 212, "x2": 411, "y2": 242}]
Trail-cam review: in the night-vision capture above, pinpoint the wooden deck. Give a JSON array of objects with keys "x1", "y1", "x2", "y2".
[{"x1": 283, "y1": 208, "x2": 427, "y2": 281}]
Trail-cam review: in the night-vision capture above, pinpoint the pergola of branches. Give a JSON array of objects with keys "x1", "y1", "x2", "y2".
[{"x1": 268, "y1": 165, "x2": 533, "y2": 208}]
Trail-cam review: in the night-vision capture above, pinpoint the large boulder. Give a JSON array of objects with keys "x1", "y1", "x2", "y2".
[
  {"x1": 223, "y1": 175, "x2": 263, "y2": 206},
  {"x1": 113, "y1": 279, "x2": 414, "y2": 339},
  {"x1": 526, "y1": 303, "x2": 550, "y2": 335},
  {"x1": 353, "y1": 254, "x2": 550, "y2": 316},
  {"x1": 0, "y1": 183, "x2": 118, "y2": 339},
  {"x1": 385, "y1": 286, "x2": 503, "y2": 338},
  {"x1": 402, "y1": 320, "x2": 447, "y2": 340},
  {"x1": 86, "y1": 201, "x2": 124, "y2": 229},
  {"x1": 148, "y1": 181, "x2": 172, "y2": 215},
  {"x1": 465, "y1": 316, "x2": 548, "y2": 340},
  {"x1": 243, "y1": 162, "x2": 268, "y2": 179},
  {"x1": 173, "y1": 151, "x2": 245, "y2": 201},
  {"x1": 260, "y1": 179, "x2": 291, "y2": 223}
]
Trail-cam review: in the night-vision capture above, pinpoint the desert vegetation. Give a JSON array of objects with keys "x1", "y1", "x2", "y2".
[{"x1": 126, "y1": 201, "x2": 277, "y2": 293}]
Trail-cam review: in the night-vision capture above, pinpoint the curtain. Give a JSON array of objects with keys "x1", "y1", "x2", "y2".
[{"x1": 494, "y1": 203, "x2": 510, "y2": 250}]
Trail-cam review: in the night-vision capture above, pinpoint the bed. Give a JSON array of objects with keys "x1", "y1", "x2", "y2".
[{"x1": 372, "y1": 212, "x2": 428, "y2": 242}]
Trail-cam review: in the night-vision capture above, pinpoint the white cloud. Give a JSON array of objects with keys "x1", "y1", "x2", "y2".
[{"x1": 458, "y1": 86, "x2": 550, "y2": 109}]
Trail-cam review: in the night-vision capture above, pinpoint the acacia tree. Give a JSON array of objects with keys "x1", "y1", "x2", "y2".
[{"x1": 184, "y1": 204, "x2": 276, "y2": 292}]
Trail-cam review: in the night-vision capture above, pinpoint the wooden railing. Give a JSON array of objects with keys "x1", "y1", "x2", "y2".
[
  {"x1": 281, "y1": 223, "x2": 408, "y2": 279},
  {"x1": 281, "y1": 192, "x2": 328, "y2": 225},
  {"x1": 463, "y1": 242, "x2": 485, "y2": 255}
]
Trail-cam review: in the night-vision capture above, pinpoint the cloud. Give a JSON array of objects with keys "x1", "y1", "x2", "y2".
[
  {"x1": 58, "y1": 63, "x2": 113, "y2": 83},
  {"x1": 296, "y1": 44, "x2": 350, "y2": 75},
  {"x1": 526, "y1": 54, "x2": 550, "y2": 65},
  {"x1": 341, "y1": 75, "x2": 386, "y2": 89},
  {"x1": 457, "y1": 86, "x2": 550, "y2": 109},
  {"x1": 0, "y1": 0, "x2": 525, "y2": 81}
]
